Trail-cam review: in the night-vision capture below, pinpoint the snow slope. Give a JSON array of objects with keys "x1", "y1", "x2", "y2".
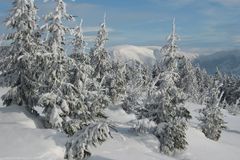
[
  {"x1": 0, "y1": 88, "x2": 240, "y2": 160},
  {"x1": 89, "y1": 103, "x2": 240, "y2": 160},
  {"x1": 0, "y1": 88, "x2": 67, "y2": 160}
]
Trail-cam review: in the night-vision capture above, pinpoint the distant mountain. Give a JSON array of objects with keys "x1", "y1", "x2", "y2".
[
  {"x1": 109, "y1": 45, "x2": 156, "y2": 66},
  {"x1": 109, "y1": 45, "x2": 197, "y2": 67},
  {"x1": 194, "y1": 50, "x2": 240, "y2": 75}
]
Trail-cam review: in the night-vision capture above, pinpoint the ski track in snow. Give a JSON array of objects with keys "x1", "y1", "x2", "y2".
[{"x1": 0, "y1": 88, "x2": 240, "y2": 160}]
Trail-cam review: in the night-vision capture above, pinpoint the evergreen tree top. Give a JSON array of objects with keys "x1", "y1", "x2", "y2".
[{"x1": 161, "y1": 18, "x2": 180, "y2": 56}]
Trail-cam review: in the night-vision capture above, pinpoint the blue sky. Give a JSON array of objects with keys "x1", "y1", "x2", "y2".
[{"x1": 0, "y1": 0, "x2": 240, "y2": 54}]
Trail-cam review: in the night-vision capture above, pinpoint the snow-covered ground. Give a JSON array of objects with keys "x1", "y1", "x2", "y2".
[
  {"x1": 0, "y1": 88, "x2": 67, "y2": 160},
  {"x1": 0, "y1": 88, "x2": 240, "y2": 160}
]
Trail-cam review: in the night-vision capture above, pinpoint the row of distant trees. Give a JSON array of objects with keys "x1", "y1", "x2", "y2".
[{"x1": 0, "y1": 0, "x2": 240, "y2": 160}]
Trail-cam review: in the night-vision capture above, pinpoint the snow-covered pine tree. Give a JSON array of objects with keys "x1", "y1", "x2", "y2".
[
  {"x1": 108, "y1": 60, "x2": 127, "y2": 102},
  {"x1": 122, "y1": 60, "x2": 151, "y2": 117},
  {"x1": 160, "y1": 18, "x2": 180, "y2": 71},
  {"x1": 35, "y1": 0, "x2": 88, "y2": 130},
  {"x1": 217, "y1": 73, "x2": 240, "y2": 107},
  {"x1": 146, "y1": 69, "x2": 191, "y2": 154},
  {"x1": 226, "y1": 98, "x2": 240, "y2": 115},
  {"x1": 69, "y1": 19, "x2": 92, "y2": 89},
  {"x1": 122, "y1": 75, "x2": 147, "y2": 117},
  {"x1": 145, "y1": 18, "x2": 191, "y2": 154},
  {"x1": 0, "y1": 0, "x2": 41, "y2": 107},
  {"x1": 178, "y1": 56, "x2": 198, "y2": 102},
  {"x1": 199, "y1": 83, "x2": 226, "y2": 141},
  {"x1": 42, "y1": 0, "x2": 73, "y2": 54},
  {"x1": 89, "y1": 14, "x2": 116, "y2": 105},
  {"x1": 214, "y1": 67, "x2": 223, "y2": 84},
  {"x1": 195, "y1": 66, "x2": 213, "y2": 104},
  {"x1": 65, "y1": 122, "x2": 112, "y2": 160},
  {"x1": 90, "y1": 14, "x2": 111, "y2": 82},
  {"x1": 70, "y1": 19, "x2": 88, "y2": 65},
  {"x1": 64, "y1": 17, "x2": 110, "y2": 135}
]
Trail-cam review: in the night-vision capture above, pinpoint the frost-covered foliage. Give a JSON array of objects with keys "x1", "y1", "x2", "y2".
[
  {"x1": 199, "y1": 84, "x2": 226, "y2": 141},
  {"x1": 146, "y1": 69, "x2": 191, "y2": 154},
  {"x1": 155, "y1": 119, "x2": 188, "y2": 155},
  {"x1": 35, "y1": 0, "x2": 89, "y2": 130},
  {"x1": 122, "y1": 82, "x2": 146, "y2": 117},
  {"x1": 144, "y1": 18, "x2": 191, "y2": 154},
  {"x1": 122, "y1": 61, "x2": 151, "y2": 117},
  {"x1": 160, "y1": 18, "x2": 179, "y2": 57},
  {"x1": 226, "y1": 98, "x2": 240, "y2": 115},
  {"x1": 107, "y1": 61, "x2": 127, "y2": 102},
  {"x1": 194, "y1": 66, "x2": 212, "y2": 104},
  {"x1": 215, "y1": 71, "x2": 240, "y2": 108},
  {"x1": 90, "y1": 15, "x2": 111, "y2": 81},
  {"x1": 42, "y1": 0, "x2": 73, "y2": 54},
  {"x1": 70, "y1": 19, "x2": 87, "y2": 64},
  {"x1": 0, "y1": 0, "x2": 41, "y2": 107},
  {"x1": 178, "y1": 57, "x2": 198, "y2": 101},
  {"x1": 133, "y1": 118, "x2": 156, "y2": 134},
  {"x1": 145, "y1": 69, "x2": 191, "y2": 154},
  {"x1": 65, "y1": 122, "x2": 111, "y2": 160},
  {"x1": 66, "y1": 19, "x2": 110, "y2": 135}
]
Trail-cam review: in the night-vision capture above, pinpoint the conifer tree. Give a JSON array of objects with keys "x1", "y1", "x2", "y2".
[
  {"x1": 146, "y1": 69, "x2": 191, "y2": 154},
  {"x1": 145, "y1": 18, "x2": 191, "y2": 154},
  {"x1": 70, "y1": 19, "x2": 88, "y2": 64},
  {"x1": 199, "y1": 84, "x2": 226, "y2": 141},
  {"x1": 35, "y1": 0, "x2": 85, "y2": 130},
  {"x1": 42, "y1": 0, "x2": 73, "y2": 54},
  {"x1": 122, "y1": 60, "x2": 150, "y2": 117},
  {"x1": 0, "y1": 0, "x2": 41, "y2": 107},
  {"x1": 90, "y1": 14, "x2": 111, "y2": 81},
  {"x1": 65, "y1": 122, "x2": 111, "y2": 160},
  {"x1": 178, "y1": 57, "x2": 198, "y2": 101},
  {"x1": 108, "y1": 60, "x2": 127, "y2": 102},
  {"x1": 194, "y1": 65, "x2": 213, "y2": 104}
]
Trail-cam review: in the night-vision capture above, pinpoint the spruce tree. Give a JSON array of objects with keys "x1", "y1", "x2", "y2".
[
  {"x1": 146, "y1": 69, "x2": 191, "y2": 154},
  {"x1": 65, "y1": 122, "x2": 111, "y2": 160},
  {"x1": 199, "y1": 84, "x2": 226, "y2": 141},
  {"x1": 36, "y1": 0, "x2": 85, "y2": 130},
  {"x1": 89, "y1": 14, "x2": 113, "y2": 105},
  {"x1": 42, "y1": 0, "x2": 73, "y2": 54},
  {"x1": 178, "y1": 57, "x2": 198, "y2": 101},
  {"x1": 0, "y1": 0, "x2": 41, "y2": 107},
  {"x1": 145, "y1": 18, "x2": 191, "y2": 154},
  {"x1": 122, "y1": 60, "x2": 150, "y2": 117},
  {"x1": 90, "y1": 14, "x2": 111, "y2": 81}
]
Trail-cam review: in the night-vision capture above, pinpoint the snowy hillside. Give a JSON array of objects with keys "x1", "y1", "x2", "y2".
[
  {"x1": 109, "y1": 45, "x2": 156, "y2": 66},
  {"x1": 194, "y1": 49, "x2": 240, "y2": 75},
  {"x1": 1, "y1": 87, "x2": 240, "y2": 160},
  {"x1": 109, "y1": 45, "x2": 198, "y2": 66}
]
